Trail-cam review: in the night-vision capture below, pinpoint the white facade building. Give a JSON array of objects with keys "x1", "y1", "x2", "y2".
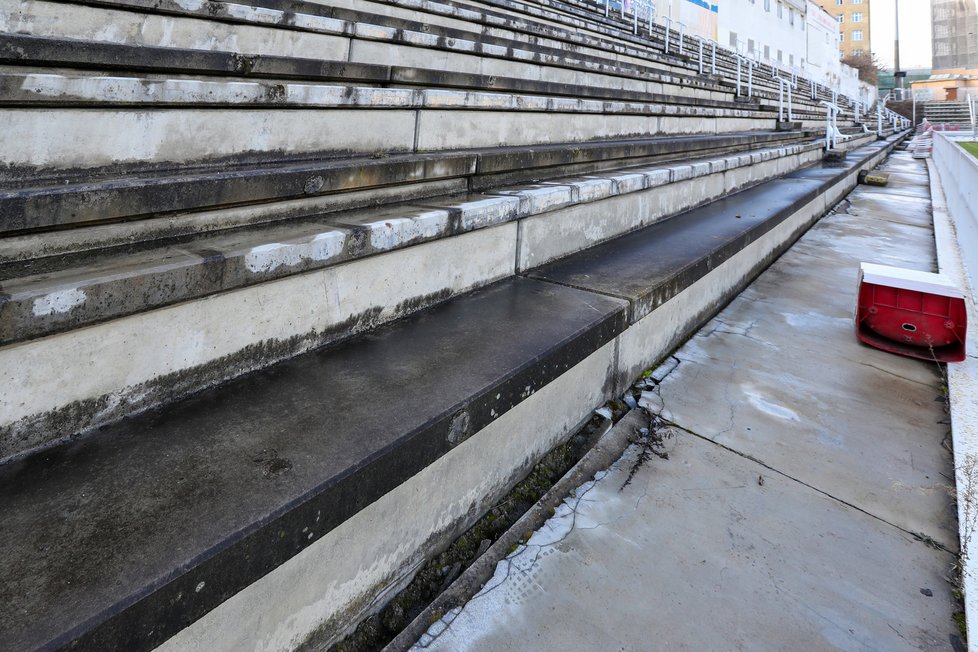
[
  {"x1": 805, "y1": 1, "x2": 842, "y2": 85},
  {"x1": 717, "y1": 0, "x2": 809, "y2": 71},
  {"x1": 659, "y1": 0, "x2": 876, "y2": 105}
]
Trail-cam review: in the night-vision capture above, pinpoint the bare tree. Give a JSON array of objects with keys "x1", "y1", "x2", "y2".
[{"x1": 841, "y1": 51, "x2": 883, "y2": 86}]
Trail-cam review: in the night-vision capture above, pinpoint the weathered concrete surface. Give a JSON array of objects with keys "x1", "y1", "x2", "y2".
[
  {"x1": 415, "y1": 432, "x2": 956, "y2": 652},
  {"x1": 930, "y1": 148, "x2": 978, "y2": 646},
  {"x1": 414, "y1": 151, "x2": 960, "y2": 651},
  {"x1": 653, "y1": 153, "x2": 956, "y2": 549}
]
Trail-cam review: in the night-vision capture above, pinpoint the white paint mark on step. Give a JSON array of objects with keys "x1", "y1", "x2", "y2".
[{"x1": 33, "y1": 288, "x2": 86, "y2": 316}]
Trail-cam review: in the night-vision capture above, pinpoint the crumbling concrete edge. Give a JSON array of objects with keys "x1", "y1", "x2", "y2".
[
  {"x1": 382, "y1": 411, "x2": 645, "y2": 652},
  {"x1": 927, "y1": 158, "x2": 978, "y2": 646}
]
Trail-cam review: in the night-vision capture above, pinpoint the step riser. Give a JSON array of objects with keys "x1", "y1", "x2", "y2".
[
  {"x1": 0, "y1": 133, "x2": 813, "y2": 236},
  {"x1": 157, "y1": 338, "x2": 618, "y2": 652},
  {"x1": 0, "y1": 142, "x2": 820, "y2": 461},
  {"x1": 152, "y1": 137, "x2": 901, "y2": 652},
  {"x1": 0, "y1": 107, "x2": 784, "y2": 184},
  {"x1": 0, "y1": 177, "x2": 468, "y2": 262},
  {"x1": 0, "y1": 224, "x2": 517, "y2": 462},
  {"x1": 517, "y1": 146, "x2": 823, "y2": 270},
  {"x1": 10, "y1": 0, "x2": 850, "y2": 114}
]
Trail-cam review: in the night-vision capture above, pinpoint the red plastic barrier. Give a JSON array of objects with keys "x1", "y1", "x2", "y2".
[{"x1": 856, "y1": 263, "x2": 967, "y2": 362}]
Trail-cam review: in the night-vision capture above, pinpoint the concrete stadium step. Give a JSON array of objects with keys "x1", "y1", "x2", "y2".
[
  {"x1": 0, "y1": 133, "x2": 905, "y2": 652},
  {"x1": 0, "y1": 34, "x2": 752, "y2": 111},
  {"x1": 0, "y1": 131, "x2": 806, "y2": 236},
  {"x1": 0, "y1": 134, "x2": 825, "y2": 462},
  {"x1": 354, "y1": 0, "x2": 856, "y2": 122},
  {"x1": 445, "y1": 0, "x2": 862, "y2": 109},
  {"x1": 1, "y1": 0, "x2": 856, "y2": 169},
  {"x1": 8, "y1": 0, "x2": 717, "y2": 97},
  {"x1": 9, "y1": 0, "x2": 845, "y2": 123}
]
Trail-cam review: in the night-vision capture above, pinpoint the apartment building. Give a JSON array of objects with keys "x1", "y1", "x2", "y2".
[
  {"x1": 931, "y1": 0, "x2": 978, "y2": 71},
  {"x1": 812, "y1": 0, "x2": 871, "y2": 59}
]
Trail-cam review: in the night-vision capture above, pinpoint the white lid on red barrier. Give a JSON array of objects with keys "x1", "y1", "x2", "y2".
[{"x1": 859, "y1": 262, "x2": 965, "y2": 299}]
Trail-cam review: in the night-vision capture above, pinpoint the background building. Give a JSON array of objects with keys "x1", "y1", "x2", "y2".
[
  {"x1": 911, "y1": 0, "x2": 978, "y2": 101},
  {"x1": 807, "y1": 1, "x2": 845, "y2": 84},
  {"x1": 812, "y1": 0, "x2": 871, "y2": 59},
  {"x1": 718, "y1": 0, "x2": 810, "y2": 70},
  {"x1": 931, "y1": 0, "x2": 978, "y2": 71}
]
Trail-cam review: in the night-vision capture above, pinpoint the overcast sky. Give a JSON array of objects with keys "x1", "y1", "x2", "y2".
[{"x1": 870, "y1": 0, "x2": 932, "y2": 70}]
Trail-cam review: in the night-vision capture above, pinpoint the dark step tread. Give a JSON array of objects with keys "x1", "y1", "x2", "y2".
[
  {"x1": 0, "y1": 133, "x2": 904, "y2": 652},
  {"x1": 0, "y1": 276, "x2": 627, "y2": 652},
  {"x1": 527, "y1": 137, "x2": 896, "y2": 323},
  {"x1": 0, "y1": 35, "x2": 758, "y2": 111},
  {"x1": 0, "y1": 135, "x2": 819, "y2": 345},
  {"x1": 0, "y1": 131, "x2": 806, "y2": 234}
]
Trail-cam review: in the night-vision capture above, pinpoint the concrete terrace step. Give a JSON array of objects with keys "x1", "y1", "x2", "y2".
[
  {"x1": 0, "y1": 131, "x2": 808, "y2": 236},
  {"x1": 0, "y1": 34, "x2": 756, "y2": 112},
  {"x1": 450, "y1": 0, "x2": 860, "y2": 106},
  {"x1": 0, "y1": 276, "x2": 628, "y2": 652},
  {"x1": 0, "y1": 137, "x2": 822, "y2": 343},
  {"x1": 9, "y1": 0, "x2": 715, "y2": 95},
  {"x1": 0, "y1": 134, "x2": 827, "y2": 461},
  {"x1": 9, "y1": 0, "x2": 848, "y2": 121},
  {"x1": 0, "y1": 133, "x2": 906, "y2": 652}
]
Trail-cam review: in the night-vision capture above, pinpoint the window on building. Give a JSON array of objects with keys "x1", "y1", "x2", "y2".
[
  {"x1": 837, "y1": 14, "x2": 843, "y2": 23},
  {"x1": 777, "y1": 49, "x2": 783, "y2": 62},
  {"x1": 835, "y1": 0, "x2": 843, "y2": 5},
  {"x1": 789, "y1": 9, "x2": 794, "y2": 26},
  {"x1": 852, "y1": 30, "x2": 863, "y2": 41},
  {"x1": 852, "y1": 0, "x2": 862, "y2": 4},
  {"x1": 852, "y1": 49, "x2": 863, "y2": 57},
  {"x1": 748, "y1": 38, "x2": 755, "y2": 54},
  {"x1": 852, "y1": 12, "x2": 862, "y2": 22},
  {"x1": 764, "y1": 0, "x2": 770, "y2": 11},
  {"x1": 778, "y1": 3, "x2": 783, "y2": 18},
  {"x1": 789, "y1": 53, "x2": 794, "y2": 66},
  {"x1": 729, "y1": 31, "x2": 738, "y2": 48}
]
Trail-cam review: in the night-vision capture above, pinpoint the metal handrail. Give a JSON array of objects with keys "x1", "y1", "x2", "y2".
[
  {"x1": 778, "y1": 78, "x2": 793, "y2": 122},
  {"x1": 580, "y1": 0, "x2": 874, "y2": 133},
  {"x1": 821, "y1": 101, "x2": 840, "y2": 151}
]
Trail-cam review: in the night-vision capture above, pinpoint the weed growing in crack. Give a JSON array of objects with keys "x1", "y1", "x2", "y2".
[{"x1": 620, "y1": 413, "x2": 674, "y2": 491}]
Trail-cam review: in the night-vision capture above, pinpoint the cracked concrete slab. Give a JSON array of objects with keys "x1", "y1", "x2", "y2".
[
  {"x1": 410, "y1": 151, "x2": 960, "y2": 651},
  {"x1": 654, "y1": 153, "x2": 956, "y2": 549},
  {"x1": 414, "y1": 425, "x2": 957, "y2": 652}
]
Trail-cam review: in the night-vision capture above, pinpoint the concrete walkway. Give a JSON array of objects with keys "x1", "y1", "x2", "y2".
[{"x1": 412, "y1": 151, "x2": 963, "y2": 651}]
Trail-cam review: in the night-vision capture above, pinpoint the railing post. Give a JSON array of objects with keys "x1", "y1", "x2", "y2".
[
  {"x1": 697, "y1": 36, "x2": 704, "y2": 75},
  {"x1": 736, "y1": 54, "x2": 742, "y2": 97},
  {"x1": 663, "y1": 15, "x2": 671, "y2": 54},
  {"x1": 778, "y1": 79, "x2": 784, "y2": 121},
  {"x1": 747, "y1": 59, "x2": 754, "y2": 99},
  {"x1": 787, "y1": 79, "x2": 792, "y2": 121},
  {"x1": 710, "y1": 41, "x2": 716, "y2": 75},
  {"x1": 678, "y1": 21, "x2": 686, "y2": 56},
  {"x1": 821, "y1": 101, "x2": 839, "y2": 151}
]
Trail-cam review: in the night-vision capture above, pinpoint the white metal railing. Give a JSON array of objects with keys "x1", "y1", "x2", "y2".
[
  {"x1": 822, "y1": 101, "x2": 840, "y2": 151},
  {"x1": 693, "y1": 35, "x2": 717, "y2": 76},
  {"x1": 778, "y1": 78, "x2": 793, "y2": 122},
  {"x1": 662, "y1": 16, "x2": 687, "y2": 55},
  {"x1": 735, "y1": 54, "x2": 754, "y2": 99},
  {"x1": 577, "y1": 0, "x2": 889, "y2": 149},
  {"x1": 969, "y1": 95, "x2": 977, "y2": 139}
]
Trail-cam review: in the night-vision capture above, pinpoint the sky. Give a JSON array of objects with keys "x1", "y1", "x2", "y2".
[{"x1": 870, "y1": 0, "x2": 932, "y2": 70}]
